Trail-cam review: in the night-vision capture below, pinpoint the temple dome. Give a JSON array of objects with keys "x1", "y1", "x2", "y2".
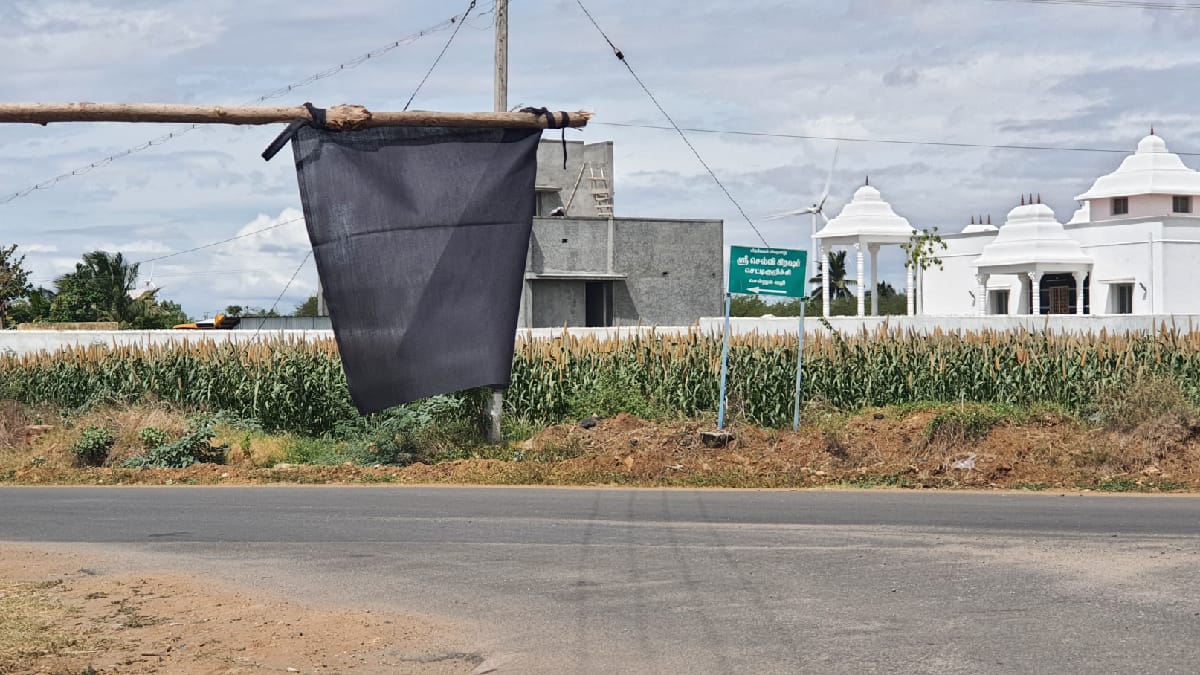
[
  {"x1": 814, "y1": 185, "x2": 916, "y2": 244},
  {"x1": 1075, "y1": 133, "x2": 1200, "y2": 200},
  {"x1": 974, "y1": 203, "x2": 1091, "y2": 272}
]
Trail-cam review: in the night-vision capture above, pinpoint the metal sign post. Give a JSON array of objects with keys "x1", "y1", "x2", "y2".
[
  {"x1": 793, "y1": 299, "x2": 806, "y2": 433},
  {"x1": 717, "y1": 293, "x2": 732, "y2": 430}
]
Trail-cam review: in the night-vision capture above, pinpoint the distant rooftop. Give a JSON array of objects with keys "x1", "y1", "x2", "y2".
[
  {"x1": 974, "y1": 203, "x2": 1091, "y2": 271},
  {"x1": 1075, "y1": 133, "x2": 1200, "y2": 200}
]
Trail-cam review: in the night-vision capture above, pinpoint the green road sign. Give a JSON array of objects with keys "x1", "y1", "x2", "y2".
[{"x1": 728, "y1": 246, "x2": 808, "y2": 298}]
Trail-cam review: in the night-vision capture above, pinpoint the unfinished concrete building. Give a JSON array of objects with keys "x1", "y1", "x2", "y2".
[{"x1": 519, "y1": 139, "x2": 723, "y2": 328}]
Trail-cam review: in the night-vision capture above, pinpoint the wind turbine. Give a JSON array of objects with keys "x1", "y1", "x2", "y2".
[{"x1": 766, "y1": 144, "x2": 839, "y2": 290}]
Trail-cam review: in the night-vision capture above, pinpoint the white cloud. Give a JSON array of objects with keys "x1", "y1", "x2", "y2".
[
  {"x1": 165, "y1": 208, "x2": 316, "y2": 318},
  {"x1": 91, "y1": 240, "x2": 172, "y2": 255},
  {"x1": 17, "y1": 243, "x2": 58, "y2": 253},
  {"x1": 4, "y1": 1, "x2": 227, "y2": 72}
]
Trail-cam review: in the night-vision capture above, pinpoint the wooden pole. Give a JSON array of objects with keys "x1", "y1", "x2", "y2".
[{"x1": 0, "y1": 103, "x2": 590, "y2": 129}]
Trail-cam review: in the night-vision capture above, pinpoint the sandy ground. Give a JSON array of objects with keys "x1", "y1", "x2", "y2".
[{"x1": 0, "y1": 545, "x2": 477, "y2": 674}]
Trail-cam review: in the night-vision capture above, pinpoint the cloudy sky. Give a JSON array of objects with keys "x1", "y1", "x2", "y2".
[{"x1": 2, "y1": 0, "x2": 1199, "y2": 318}]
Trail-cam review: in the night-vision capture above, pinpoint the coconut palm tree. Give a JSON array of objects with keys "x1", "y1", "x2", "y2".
[
  {"x1": 809, "y1": 250, "x2": 855, "y2": 299},
  {"x1": 50, "y1": 251, "x2": 140, "y2": 324}
]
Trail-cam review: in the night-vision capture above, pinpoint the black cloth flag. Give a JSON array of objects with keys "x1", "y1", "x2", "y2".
[{"x1": 291, "y1": 125, "x2": 540, "y2": 414}]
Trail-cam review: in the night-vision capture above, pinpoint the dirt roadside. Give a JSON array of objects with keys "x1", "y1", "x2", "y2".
[
  {"x1": 5, "y1": 409, "x2": 1198, "y2": 492},
  {"x1": 0, "y1": 545, "x2": 477, "y2": 674}
]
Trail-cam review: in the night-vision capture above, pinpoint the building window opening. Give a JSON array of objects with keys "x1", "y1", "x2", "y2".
[
  {"x1": 1111, "y1": 197, "x2": 1129, "y2": 216},
  {"x1": 989, "y1": 289, "x2": 1010, "y2": 315},
  {"x1": 1173, "y1": 195, "x2": 1192, "y2": 214},
  {"x1": 1113, "y1": 283, "x2": 1134, "y2": 314},
  {"x1": 585, "y1": 281, "x2": 614, "y2": 327},
  {"x1": 536, "y1": 190, "x2": 565, "y2": 217}
]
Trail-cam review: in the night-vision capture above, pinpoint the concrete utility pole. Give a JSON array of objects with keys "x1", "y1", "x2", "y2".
[
  {"x1": 487, "y1": 0, "x2": 510, "y2": 444},
  {"x1": 494, "y1": 0, "x2": 508, "y2": 114}
]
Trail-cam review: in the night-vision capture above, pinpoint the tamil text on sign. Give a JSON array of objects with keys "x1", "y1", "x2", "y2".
[{"x1": 728, "y1": 246, "x2": 807, "y2": 298}]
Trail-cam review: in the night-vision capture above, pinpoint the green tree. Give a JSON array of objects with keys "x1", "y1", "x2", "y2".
[
  {"x1": 0, "y1": 244, "x2": 33, "y2": 329},
  {"x1": 127, "y1": 290, "x2": 189, "y2": 329},
  {"x1": 239, "y1": 306, "x2": 281, "y2": 318},
  {"x1": 50, "y1": 251, "x2": 139, "y2": 324},
  {"x1": 901, "y1": 228, "x2": 948, "y2": 313},
  {"x1": 730, "y1": 295, "x2": 769, "y2": 317},
  {"x1": 809, "y1": 250, "x2": 855, "y2": 299},
  {"x1": 730, "y1": 295, "x2": 811, "y2": 318},
  {"x1": 47, "y1": 251, "x2": 186, "y2": 328},
  {"x1": 224, "y1": 305, "x2": 245, "y2": 317},
  {"x1": 294, "y1": 295, "x2": 319, "y2": 317},
  {"x1": 7, "y1": 287, "x2": 54, "y2": 325}
]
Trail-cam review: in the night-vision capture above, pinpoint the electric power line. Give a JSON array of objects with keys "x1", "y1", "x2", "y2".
[
  {"x1": 255, "y1": 250, "x2": 313, "y2": 332},
  {"x1": 22, "y1": 217, "x2": 308, "y2": 286},
  {"x1": 987, "y1": 0, "x2": 1200, "y2": 10},
  {"x1": 404, "y1": 0, "x2": 478, "y2": 111},
  {"x1": 27, "y1": 267, "x2": 312, "y2": 284},
  {"x1": 573, "y1": 0, "x2": 772, "y2": 248},
  {"x1": 137, "y1": 217, "x2": 305, "y2": 266},
  {"x1": 595, "y1": 121, "x2": 1200, "y2": 157},
  {"x1": 21, "y1": 218, "x2": 307, "y2": 283},
  {"x1": 1, "y1": 10, "x2": 472, "y2": 206}
]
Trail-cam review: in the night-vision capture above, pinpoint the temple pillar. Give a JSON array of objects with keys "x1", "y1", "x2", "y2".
[
  {"x1": 977, "y1": 274, "x2": 990, "y2": 316},
  {"x1": 869, "y1": 243, "x2": 880, "y2": 316},
  {"x1": 855, "y1": 241, "x2": 865, "y2": 317},
  {"x1": 821, "y1": 244, "x2": 830, "y2": 318},
  {"x1": 1073, "y1": 270, "x2": 1086, "y2": 315},
  {"x1": 906, "y1": 265, "x2": 915, "y2": 315},
  {"x1": 1030, "y1": 271, "x2": 1043, "y2": 315}
]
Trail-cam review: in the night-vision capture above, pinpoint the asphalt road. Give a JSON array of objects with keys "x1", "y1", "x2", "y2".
[{"x1": 2, "y1": 487, "x2": 1199, "y2": 674}]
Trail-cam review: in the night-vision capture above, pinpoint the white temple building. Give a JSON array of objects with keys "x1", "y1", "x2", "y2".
[
  {"x1": 920, "y1": 132, "x2": 1200, "y2": 316},
  {"x1": 814, "y1": 183, "x2": 916, "y2": 316}
]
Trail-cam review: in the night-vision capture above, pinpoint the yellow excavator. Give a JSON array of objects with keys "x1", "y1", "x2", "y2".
[{"x1": 172, "y1": 313, "x2": 241, "y2": 330}]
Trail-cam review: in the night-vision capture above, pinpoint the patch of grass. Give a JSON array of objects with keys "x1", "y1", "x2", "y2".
[
  {"x1": 216, "y1": 426, "x2": 289, "y2": 467},
  {"x1": 501, "y1": 416, "x2": 541, "y2": 442},
  {"x1": 1087, "y1": 477, "x2": 1192, "y2": 493},
  {"x1": 283, "y1": 437, "x2": 374, "y2": 466},
  {"x1": 1012, "y1": 482, "x2": 1051, "y2": 491},
  {"x1": 437, "y1": 434, "x2": 588, "y2": 464},
  {"x1": 924, "y1": 404, "x2": 1016, "y2": 445},
  {"x1": 1090, "y1": 376, "x2": 1197, "y2": 432},
  {"x1": 889, "y1": 401, "x2": 945, "y2": 418},
  {"x1": 0, "y1": 400, "x2": 29, "y2": 449},
  {"x1": 1090, "y1": 477, "x2": 1143, "y2": 492},
  {"x1": 840, "y1": 473, "x2": 917, "y2": 489},
  {"x1": 0, "y1": 580, "x2": 80, "y2": 671}
]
